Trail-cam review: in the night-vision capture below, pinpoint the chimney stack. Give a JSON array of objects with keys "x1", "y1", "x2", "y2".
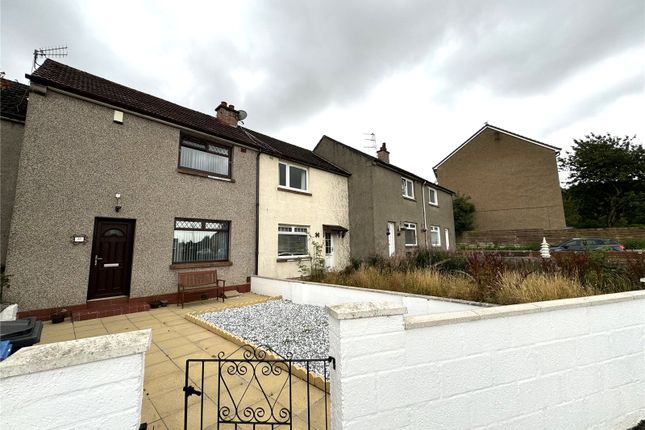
[
  {"x1": 377, "y1": 142, "x2": 390, "y2": 163},
  {"x1": 215, "y1": 101, "x2": 241, "y2": 127}
]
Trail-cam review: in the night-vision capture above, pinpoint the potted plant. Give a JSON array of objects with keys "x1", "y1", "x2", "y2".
[{"x1": 51, "y1": 308, "x2": 68, "y2": 324}]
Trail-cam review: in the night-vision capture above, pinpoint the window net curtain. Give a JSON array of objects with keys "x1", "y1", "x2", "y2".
[
  {"x1": 173, "y1": 231, "x2": 228, "y2": 262},
  {"x1": 180, "y1": 146, "x2": 228, "y2": 176}
]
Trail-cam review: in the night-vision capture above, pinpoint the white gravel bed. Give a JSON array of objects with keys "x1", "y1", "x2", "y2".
[{"x1": 196, "y1": 300, "x2": 330, "y2": 378}]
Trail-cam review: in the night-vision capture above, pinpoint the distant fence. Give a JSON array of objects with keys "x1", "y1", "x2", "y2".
[{"x1": 459, "y1": 227, "x2": 645, "y2": 247}]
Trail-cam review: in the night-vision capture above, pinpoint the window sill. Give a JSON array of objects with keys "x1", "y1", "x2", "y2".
[
  {"x1": 177, "y1": 167, "x2": 235, "y2": 183},
  {"x1": 429, "y1": 203, "x2": 439, "y2": 207},
  {"x1": 402, "y1": 196, "x2": 416, "y2": 201},
  {"x1": 276, "y1": 256, "x2": 310, "y2": 263},
  {"x1": 277, "y1": 186, "x2": 312, "y2": 196},
  {"x1": 169, "y1": 261, "x2": 233, "y2": 270},
  {"x1": 405, "y1": 244, "x2": 418, "y2": 248}
]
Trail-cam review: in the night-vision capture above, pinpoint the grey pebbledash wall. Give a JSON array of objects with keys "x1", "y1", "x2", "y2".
[
  {"x1": 5, "y1": 89, "x2": 257, "y2": 311},
  {"x1": 0, "y1": 119, "x2": 25, "y2": 266}
]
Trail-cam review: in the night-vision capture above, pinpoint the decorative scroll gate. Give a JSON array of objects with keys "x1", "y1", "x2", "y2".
[{"x1": 183, "y1": 344, "x2": 334, "y2": 429}]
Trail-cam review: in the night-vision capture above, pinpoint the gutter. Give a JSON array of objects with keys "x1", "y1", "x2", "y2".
[
  {"x1": 240, "y1": 128, "x2": 272, "y2": 277},
  {"x1": 422, "y1": 181, "x2": 429, "y2": 248},
  {"x1": 254, "y1": 150, "x2": 260, "y2": 275}
]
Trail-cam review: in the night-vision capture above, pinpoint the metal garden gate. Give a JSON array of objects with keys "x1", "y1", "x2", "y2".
[{"x1": 183, "y1": 344, "x2": 334, "y2": 429}]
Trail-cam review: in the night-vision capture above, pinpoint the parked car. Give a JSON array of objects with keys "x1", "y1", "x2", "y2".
[{"x1": 550, "y1": 237, "x2": 625, "y2": 252}]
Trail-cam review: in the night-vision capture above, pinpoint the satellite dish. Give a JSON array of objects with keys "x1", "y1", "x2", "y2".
[{"x1": 238, "y1": 110, "x2": 248, "y2": 121}]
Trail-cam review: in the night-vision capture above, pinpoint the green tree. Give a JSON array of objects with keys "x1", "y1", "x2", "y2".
[
  {"x1": 453, "y1": 193, "x2": 476, "y2": 235},
  {"x1": 560, "y1": 133, "x2": 645, "y2": 227}
]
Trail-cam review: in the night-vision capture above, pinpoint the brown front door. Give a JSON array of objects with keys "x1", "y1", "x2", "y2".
[{"x1": 87, "y1": 218, "x2": 136, "y2": 300}]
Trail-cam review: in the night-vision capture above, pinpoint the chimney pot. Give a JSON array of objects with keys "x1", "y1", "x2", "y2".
[{"x1": 377, "y1": 142, "x2": 390, "y2": 163}]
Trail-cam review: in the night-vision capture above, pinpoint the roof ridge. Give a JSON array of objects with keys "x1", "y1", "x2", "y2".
[
  {"x1": 27, "y1": 59, "x2": 259, "y2": 149},
  {"x1": 318, "y1": 135, "x2": 454, "y2": 194}
]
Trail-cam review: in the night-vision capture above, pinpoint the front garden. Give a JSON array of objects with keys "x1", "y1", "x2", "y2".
[{"x1": 316, "y1": 249, "x2": 645, "y2": 305}]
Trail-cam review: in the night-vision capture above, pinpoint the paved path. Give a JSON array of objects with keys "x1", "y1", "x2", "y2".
[{"x1": 40, "y1": 293, "x2": 330, "y2": 430}]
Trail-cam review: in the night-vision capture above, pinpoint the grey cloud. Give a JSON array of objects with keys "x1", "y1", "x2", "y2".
[
  {"x1": 2, "y1": 0, "x2": 643, "y2": 139},
  {"x1": 182, "y1": 0, "x2": 643, "y2": 133},
  {"x1": 540, "y1": 73, "x2": 644, "y2": 136}
]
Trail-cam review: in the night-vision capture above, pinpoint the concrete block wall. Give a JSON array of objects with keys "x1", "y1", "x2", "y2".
[
  {"x1": 0, "y1": 330, "x2": 151, "y2": 429},
  {"x1": 251, "y1": 276, "x2": 482, "y2": 315},
  {"x1": 327, "y1": 292, "x2": 645, "y2": 430}
]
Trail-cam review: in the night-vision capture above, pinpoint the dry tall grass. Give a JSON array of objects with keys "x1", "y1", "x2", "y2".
[
  {"x1": 494, "y1": 272, "x2": 598, "y2": 304},
  {"x1": 322, "y1": 267, "x2": 601, "y2": 304}
]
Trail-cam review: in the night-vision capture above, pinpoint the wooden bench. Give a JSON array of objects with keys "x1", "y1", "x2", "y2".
[{"x1": 177, "y1": 270, "x2": 226, "y2": 308}]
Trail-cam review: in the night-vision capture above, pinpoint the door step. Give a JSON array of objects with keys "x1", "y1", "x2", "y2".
[{"x1": 224, "y1": 290, "x2": 240, "y2": 298}]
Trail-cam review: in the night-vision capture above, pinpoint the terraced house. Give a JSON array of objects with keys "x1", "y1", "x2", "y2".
[
  {"x1": 314, "y1": 137, "x2": 456, "y2": 259},
  {"x1": 3, "y1": 60, "x2": 355, "y2": 317},
  {"x1": 4, "y1": 61, "x2": 263, "y2": 317},
  {"x1": 247, "y1": 130, "x2": 351, "y2": 279}
]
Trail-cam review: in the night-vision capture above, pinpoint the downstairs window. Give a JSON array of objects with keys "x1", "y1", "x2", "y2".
[{"x1": 172, "y1": 218, "x2": 230, "y2": 263}]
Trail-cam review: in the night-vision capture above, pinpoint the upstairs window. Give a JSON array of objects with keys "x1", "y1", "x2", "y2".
[
  {"x1": 403, "y1": 222, "x2": 417, "y2": 246},
  {"x1": 278, "y1": 225, "x2": 309, "y2": 257},
  {"x1": 172, "y1": 218, "x2": 230, "y2": 263},
  {"x1": 279, "y1": 162, "x2": 308, "y2": 191},
  {"x1": 428, "y1": 187, "x2": 438, "y2": 205},
  {"x1": 430, "y1": 226, "x2": 441, "y2": 247},
  {"x1": 402, "y1": 178, "x2": 414, "y2": 199},
  {"x1": 179, "y1": 137, "x2": 231, "y2": 178}
]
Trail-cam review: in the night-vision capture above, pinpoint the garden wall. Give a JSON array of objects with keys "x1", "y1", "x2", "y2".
[
  {"x1": 0, "y1": 330, "x2": 151, "y2": 429},
  {"x1": 460, "y1": 226, "x2": 645, "y2": 247},
  {"x1": 327, "y1": 291, "x2": 645, "y2": 430},
  {"x1": 250, "y1": 276, "x2": 483, "y2": 315}
]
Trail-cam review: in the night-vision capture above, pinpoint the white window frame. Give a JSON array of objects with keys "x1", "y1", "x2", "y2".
[
  {"x1": 430, "y1": 225, "x2": 441, "y2": 247},
  {"x1": 403, "y1": 222, "x2": 417, "y2": 247},
  {"x1": 277, "y1": 224, "x2": 309, "y2": 258},
  {"x1": 279, "y1": 161, "x2": 309, "y2": 192},
  {"x1": 401, "y1": 178, "x2": 414, "y2": 199},
  {"x1": 428, "y1": 187, "x2": 438, "y2": 206}
]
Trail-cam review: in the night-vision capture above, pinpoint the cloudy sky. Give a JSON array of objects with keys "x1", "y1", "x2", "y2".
[{"x1": 2, "y1": 0, "x2": 643, "y2": 183}]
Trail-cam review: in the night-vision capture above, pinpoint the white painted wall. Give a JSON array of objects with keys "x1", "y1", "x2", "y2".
[
  {"x1": 0, "y1": 330, "x2": 151, "y2": 429},
  {"x1": 257, "y1": 154, "x2": 350, "y2": 278},
  {"x1": 251, "y1": 276, "x2": 481, "y2": 315},
  {"x1": 327, "y1": 291, "x2": 645, "y2": 430},
  {"x1": 0, "y1": 303, "x2": 18, "y2": 321}
]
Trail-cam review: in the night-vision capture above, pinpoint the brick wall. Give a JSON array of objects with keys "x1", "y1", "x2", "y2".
[
  {"x1": 460, "y1": 226, "x2": 645, "y2": 247},
  {"x1": 327, "y1": 292, "x2": 645, "y2": 429}
]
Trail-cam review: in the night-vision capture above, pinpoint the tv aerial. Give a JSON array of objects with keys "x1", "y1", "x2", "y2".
[
  {"x1": 363, "y1": 132, "x2": 377, "y2": 150},
  {"x1": 32, "y1": 46, "x2": 68, "y2": 71}
]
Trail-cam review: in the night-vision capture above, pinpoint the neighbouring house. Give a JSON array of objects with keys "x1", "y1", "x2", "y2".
[
  {"x1": 0, "y1": 78, "x2": 29, "y2": 267},
  {"x1": 433, "y1": 124, "x2": 566, "y2": 231},
  {"x1": 5, "y1": 60, "x2": 263, "y2": 317},
  {"x1": 314, "y1": 136, "x2": 456, "y2": 259},
  {"x1": 246, "y1": 130, "x2": 351, "y2": 278}
]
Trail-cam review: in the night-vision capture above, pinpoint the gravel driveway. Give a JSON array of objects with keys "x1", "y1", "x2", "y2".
[{"x1": 196, "y1": 300, "x2": 330, "y2": 377}]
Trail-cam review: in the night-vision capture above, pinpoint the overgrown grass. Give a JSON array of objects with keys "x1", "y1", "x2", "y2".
[
  {"x1": 319, "y1": 250, "x2": 644, "y2": 305},
  {"x1": 624, "y1": 238, "x2": 645, "y2": 250}
]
